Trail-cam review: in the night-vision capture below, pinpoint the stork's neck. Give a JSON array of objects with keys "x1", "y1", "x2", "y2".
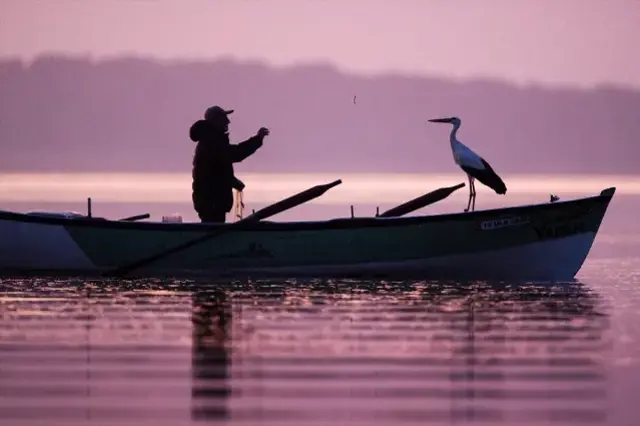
[{"x1": 449, "y1": 121, "x2": 461, "y2": 149}]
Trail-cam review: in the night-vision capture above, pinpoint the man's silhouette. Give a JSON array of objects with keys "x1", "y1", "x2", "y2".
[{"x1": 189, "y1": 106, "x2": 268, "y2": 223}]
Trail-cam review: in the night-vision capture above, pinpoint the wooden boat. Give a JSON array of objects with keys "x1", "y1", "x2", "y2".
[{"x1": 0, "y1": 180, "x2": 616, "y2": 282}]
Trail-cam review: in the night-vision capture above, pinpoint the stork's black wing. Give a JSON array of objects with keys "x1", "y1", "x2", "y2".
[{"x1": 460, "y1": 158, "x2": 507, "y2": 194}]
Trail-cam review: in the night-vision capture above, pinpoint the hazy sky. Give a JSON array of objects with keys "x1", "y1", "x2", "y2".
[{"x1": 1, "y1": 0, "x2": 639, "y2": 89}]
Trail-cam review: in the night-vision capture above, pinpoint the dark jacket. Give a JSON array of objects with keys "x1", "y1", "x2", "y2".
[{"x1": 189, "y1": 120, "x2": 263, "y2": 212}]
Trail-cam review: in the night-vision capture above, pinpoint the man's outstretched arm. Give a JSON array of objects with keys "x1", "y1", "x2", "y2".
[{"x1": 230, "y1": 127, "x2": 269, "y2": 163}]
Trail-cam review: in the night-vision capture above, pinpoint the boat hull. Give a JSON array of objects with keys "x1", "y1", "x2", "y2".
[{"x1": 0, "y1": 188, "x2": 616, "y2": 281}]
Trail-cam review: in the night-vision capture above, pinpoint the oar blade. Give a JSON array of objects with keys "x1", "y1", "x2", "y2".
[
  {"x1": 244, "y1": 179, "x2": 342, "y2": 222},
  {"x1": 119, "y1": 213, "x2": 151, "y2": 222},
  {"x1": 379, "y1": 183, "x2": 465, "y2": 218}
]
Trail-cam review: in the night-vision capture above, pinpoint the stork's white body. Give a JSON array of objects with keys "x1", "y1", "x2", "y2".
[{"x1": 451, "y1": 138, "x2": 486, "y2": 170}]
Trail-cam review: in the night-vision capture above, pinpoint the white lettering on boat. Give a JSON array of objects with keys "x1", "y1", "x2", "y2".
[
  {"x1": 480, "y1": 216, "x2": 529, "y2": 231},
  {"x1": 533, "y1": 221, "x2": 587, "y2": 240}
]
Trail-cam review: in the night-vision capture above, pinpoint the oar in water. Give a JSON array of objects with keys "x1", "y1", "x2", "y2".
[
  {"x1": 377, "y1": 183, "x2": 465, "y2": 218},
  {"x1": 103, "y1": 179, "x2": 343, "y2": 278}
]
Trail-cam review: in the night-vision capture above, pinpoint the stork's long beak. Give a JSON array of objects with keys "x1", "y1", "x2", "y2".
[{"x1": 428, "y1": 118, "x2": 452, "y2": 123}]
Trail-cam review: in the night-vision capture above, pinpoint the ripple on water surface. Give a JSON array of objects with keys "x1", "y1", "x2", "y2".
[{"x1": 0, "y1": 277, "x2": 615, "y2": 425}]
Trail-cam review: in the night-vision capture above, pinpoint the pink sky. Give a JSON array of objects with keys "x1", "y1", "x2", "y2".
[{"x1": 1, "y1": 0, "x2": 639, "y2": 89}]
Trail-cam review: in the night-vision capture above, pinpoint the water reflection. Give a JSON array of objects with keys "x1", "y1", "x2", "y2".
[
  {"x1": 0, "y1": 279, "x2": 610, "y2": 425},
  {"x1": 191, "y1": 289, "x2": 231, "y2": 421},
  {"x1": 220, "y1": 280, "x2": 610, "y2": 424}
]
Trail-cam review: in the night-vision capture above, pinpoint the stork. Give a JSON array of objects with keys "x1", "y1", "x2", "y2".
[{"x1": 428, "y1": 116, "x2": 507, "y2": 212}]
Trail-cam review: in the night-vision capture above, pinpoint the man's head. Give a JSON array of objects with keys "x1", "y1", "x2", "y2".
[{"x1": 204, "y1": 105, "x2": 233, "y2": 133}]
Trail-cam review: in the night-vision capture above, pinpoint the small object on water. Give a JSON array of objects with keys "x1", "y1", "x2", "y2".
[
  {"x1": 162, "y1": 213, "x2": 183, "y2": 223},
  {"x1": 350, "y1": 205, "x2": 354, "y2": 218},
  {"x1": 87, "y1": 197, "x2": 92, "y2": 218},
  {"x1": 550, "y1": 194, "x2": 559, "y2": 203}
]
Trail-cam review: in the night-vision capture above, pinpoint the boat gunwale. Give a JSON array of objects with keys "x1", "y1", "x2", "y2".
[{"x1": 0, "y1": 187, "x2": 616, "y2": 232}]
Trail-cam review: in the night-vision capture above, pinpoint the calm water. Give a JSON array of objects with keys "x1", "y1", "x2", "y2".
[
  {"x1": 1, "y1": 259, "x2": 639, "y2": 425},
  {"x1": 1, "y1": 176, "x2": 640, "y2": 425}
]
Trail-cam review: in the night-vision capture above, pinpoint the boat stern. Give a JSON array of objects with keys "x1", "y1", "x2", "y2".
[{"x1": 0, "y1": 211, "x2": 97, "y2": 275}]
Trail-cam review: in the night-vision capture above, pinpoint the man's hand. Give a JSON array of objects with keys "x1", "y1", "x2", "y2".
[
  {"x1": 257, "y1": 127, "x2": 270, "y2": 139},
  {"x1": 232, "y1": 176, "x2": 245, "y2": 191}
]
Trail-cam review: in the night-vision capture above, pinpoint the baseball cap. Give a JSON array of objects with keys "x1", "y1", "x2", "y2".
[{"x1": 204, "y1": 105, "x2": 234, "y2": 121}]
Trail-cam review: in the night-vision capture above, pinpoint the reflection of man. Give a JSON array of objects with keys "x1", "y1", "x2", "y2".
[
  {"x1": 191, "y1": 291, "x2": 231, "y2": 420},
  {"x1": 189, "y1": 105, "x2": 269, "y2": 223}
]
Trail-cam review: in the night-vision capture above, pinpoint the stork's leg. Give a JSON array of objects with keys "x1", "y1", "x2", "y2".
[
  {"x1": 464, "y1": 175, "x2": 473, "y2": 212},
  {"x1": 471, "y1": 178, "x2": 477, "y2": 212}
]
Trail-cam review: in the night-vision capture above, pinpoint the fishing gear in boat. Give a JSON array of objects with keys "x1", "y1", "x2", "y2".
[
  {"x1": 233, "y1": 189, "x2": 245, "y2": 221},
  {"x1": 232, "y1": 176, "x2": 245, "y2": 221}
]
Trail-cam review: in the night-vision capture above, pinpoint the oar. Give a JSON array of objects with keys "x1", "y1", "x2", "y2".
[
  {"x1": 103, "y1": 179, "x2": 343, "y2": 278},
  {"x1": 377, "y1": 183, "x2": 465, "y2": 217},
  {"x1": 119, "y1": 213, "x2": 151, "y2": 222}
]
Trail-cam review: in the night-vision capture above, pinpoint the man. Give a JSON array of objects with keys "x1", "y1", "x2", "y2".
[{"x1": 189, "y1": 105, "x2": 268, "y2": 223}]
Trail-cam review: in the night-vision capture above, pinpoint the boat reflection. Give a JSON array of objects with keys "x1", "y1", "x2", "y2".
[
  {"x1": 0, "y1": 278, "x2": 612, "y2": 425},
  {"x1": 211, "y1": 279, "x2": 610, "y2": 424},
  {"x1": 436, "y1": 281, "x2": 609, "y2": 423}
]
